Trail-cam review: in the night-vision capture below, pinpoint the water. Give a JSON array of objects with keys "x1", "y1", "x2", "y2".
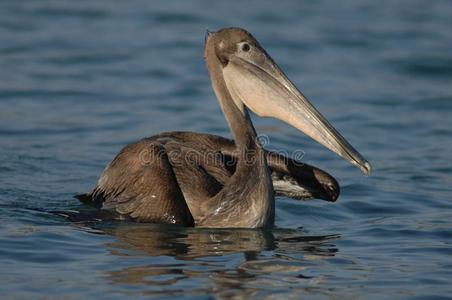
[{"x1": 1, "y1": 0, "x2": 452, "y2": 298}]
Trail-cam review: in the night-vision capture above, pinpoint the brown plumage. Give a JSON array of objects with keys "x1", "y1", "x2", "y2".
[{"x1": 78, "y1": 28, "x2": 371, "y2": 228}]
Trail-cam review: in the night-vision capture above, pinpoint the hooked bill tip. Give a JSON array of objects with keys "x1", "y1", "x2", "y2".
[{"x1": 361, "y1": 161, "x2": 372, "y2": 176}]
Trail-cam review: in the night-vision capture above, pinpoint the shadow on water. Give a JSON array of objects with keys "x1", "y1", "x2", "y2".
[{"x1": 70, "y1": 218, "x2": 339, "y2": 297}]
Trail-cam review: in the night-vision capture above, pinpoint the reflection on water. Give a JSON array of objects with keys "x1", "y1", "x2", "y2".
[
  {"x1": 103, "y1": 224, "x2": 275, "y2": 258},
  {"x1": 98, "y1": 223, "x2": 339, "y2": 258},
  {"x1": 79, "y1": 222, "x2": 338, "y2": 298}
]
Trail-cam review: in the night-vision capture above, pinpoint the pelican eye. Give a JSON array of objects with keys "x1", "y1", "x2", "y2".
[{"x1": 240, "y1": 43, "x2": 250, "y2": 52}]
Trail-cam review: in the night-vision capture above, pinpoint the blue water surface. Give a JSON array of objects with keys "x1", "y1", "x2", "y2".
[{"x1": 1, "y1": 0, "x2": 452, "y2": 299}]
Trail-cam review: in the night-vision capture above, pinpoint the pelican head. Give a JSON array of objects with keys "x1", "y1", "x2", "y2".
[{"x1": 205, "y1": 28, "x2": 371, "y2": 175}]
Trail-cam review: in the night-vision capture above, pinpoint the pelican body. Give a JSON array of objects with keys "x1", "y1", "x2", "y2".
[{"x1": 78, "y1": 28, "x2": 371, "y2": 228}]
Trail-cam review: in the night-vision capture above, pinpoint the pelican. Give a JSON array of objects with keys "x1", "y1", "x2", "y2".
[{"x1": 77, "y1": 28, "x2": 371, "y2": 228}]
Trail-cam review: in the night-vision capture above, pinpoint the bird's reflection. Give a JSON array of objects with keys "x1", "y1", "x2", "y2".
[
  {"x1": 76, "y1": 221, "x2": 339, "y2": 298},
  {"x1": 101, "y1": 223, "x2": 276, "y2": 259}
]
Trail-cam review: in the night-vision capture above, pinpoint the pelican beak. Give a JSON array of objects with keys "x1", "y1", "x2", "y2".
[{"x1": 222, "y1": 45, "x2": 371, "y2": 175}]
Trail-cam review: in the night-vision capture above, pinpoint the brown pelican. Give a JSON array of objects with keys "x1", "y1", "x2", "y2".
[{"x1": 77, "y1": 28, "x2": 371, "y2": 228}]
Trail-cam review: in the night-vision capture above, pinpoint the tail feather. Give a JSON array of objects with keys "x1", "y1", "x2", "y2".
[{"x1": 75, "y1": 193, "x2": 93, "y2": 204}]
